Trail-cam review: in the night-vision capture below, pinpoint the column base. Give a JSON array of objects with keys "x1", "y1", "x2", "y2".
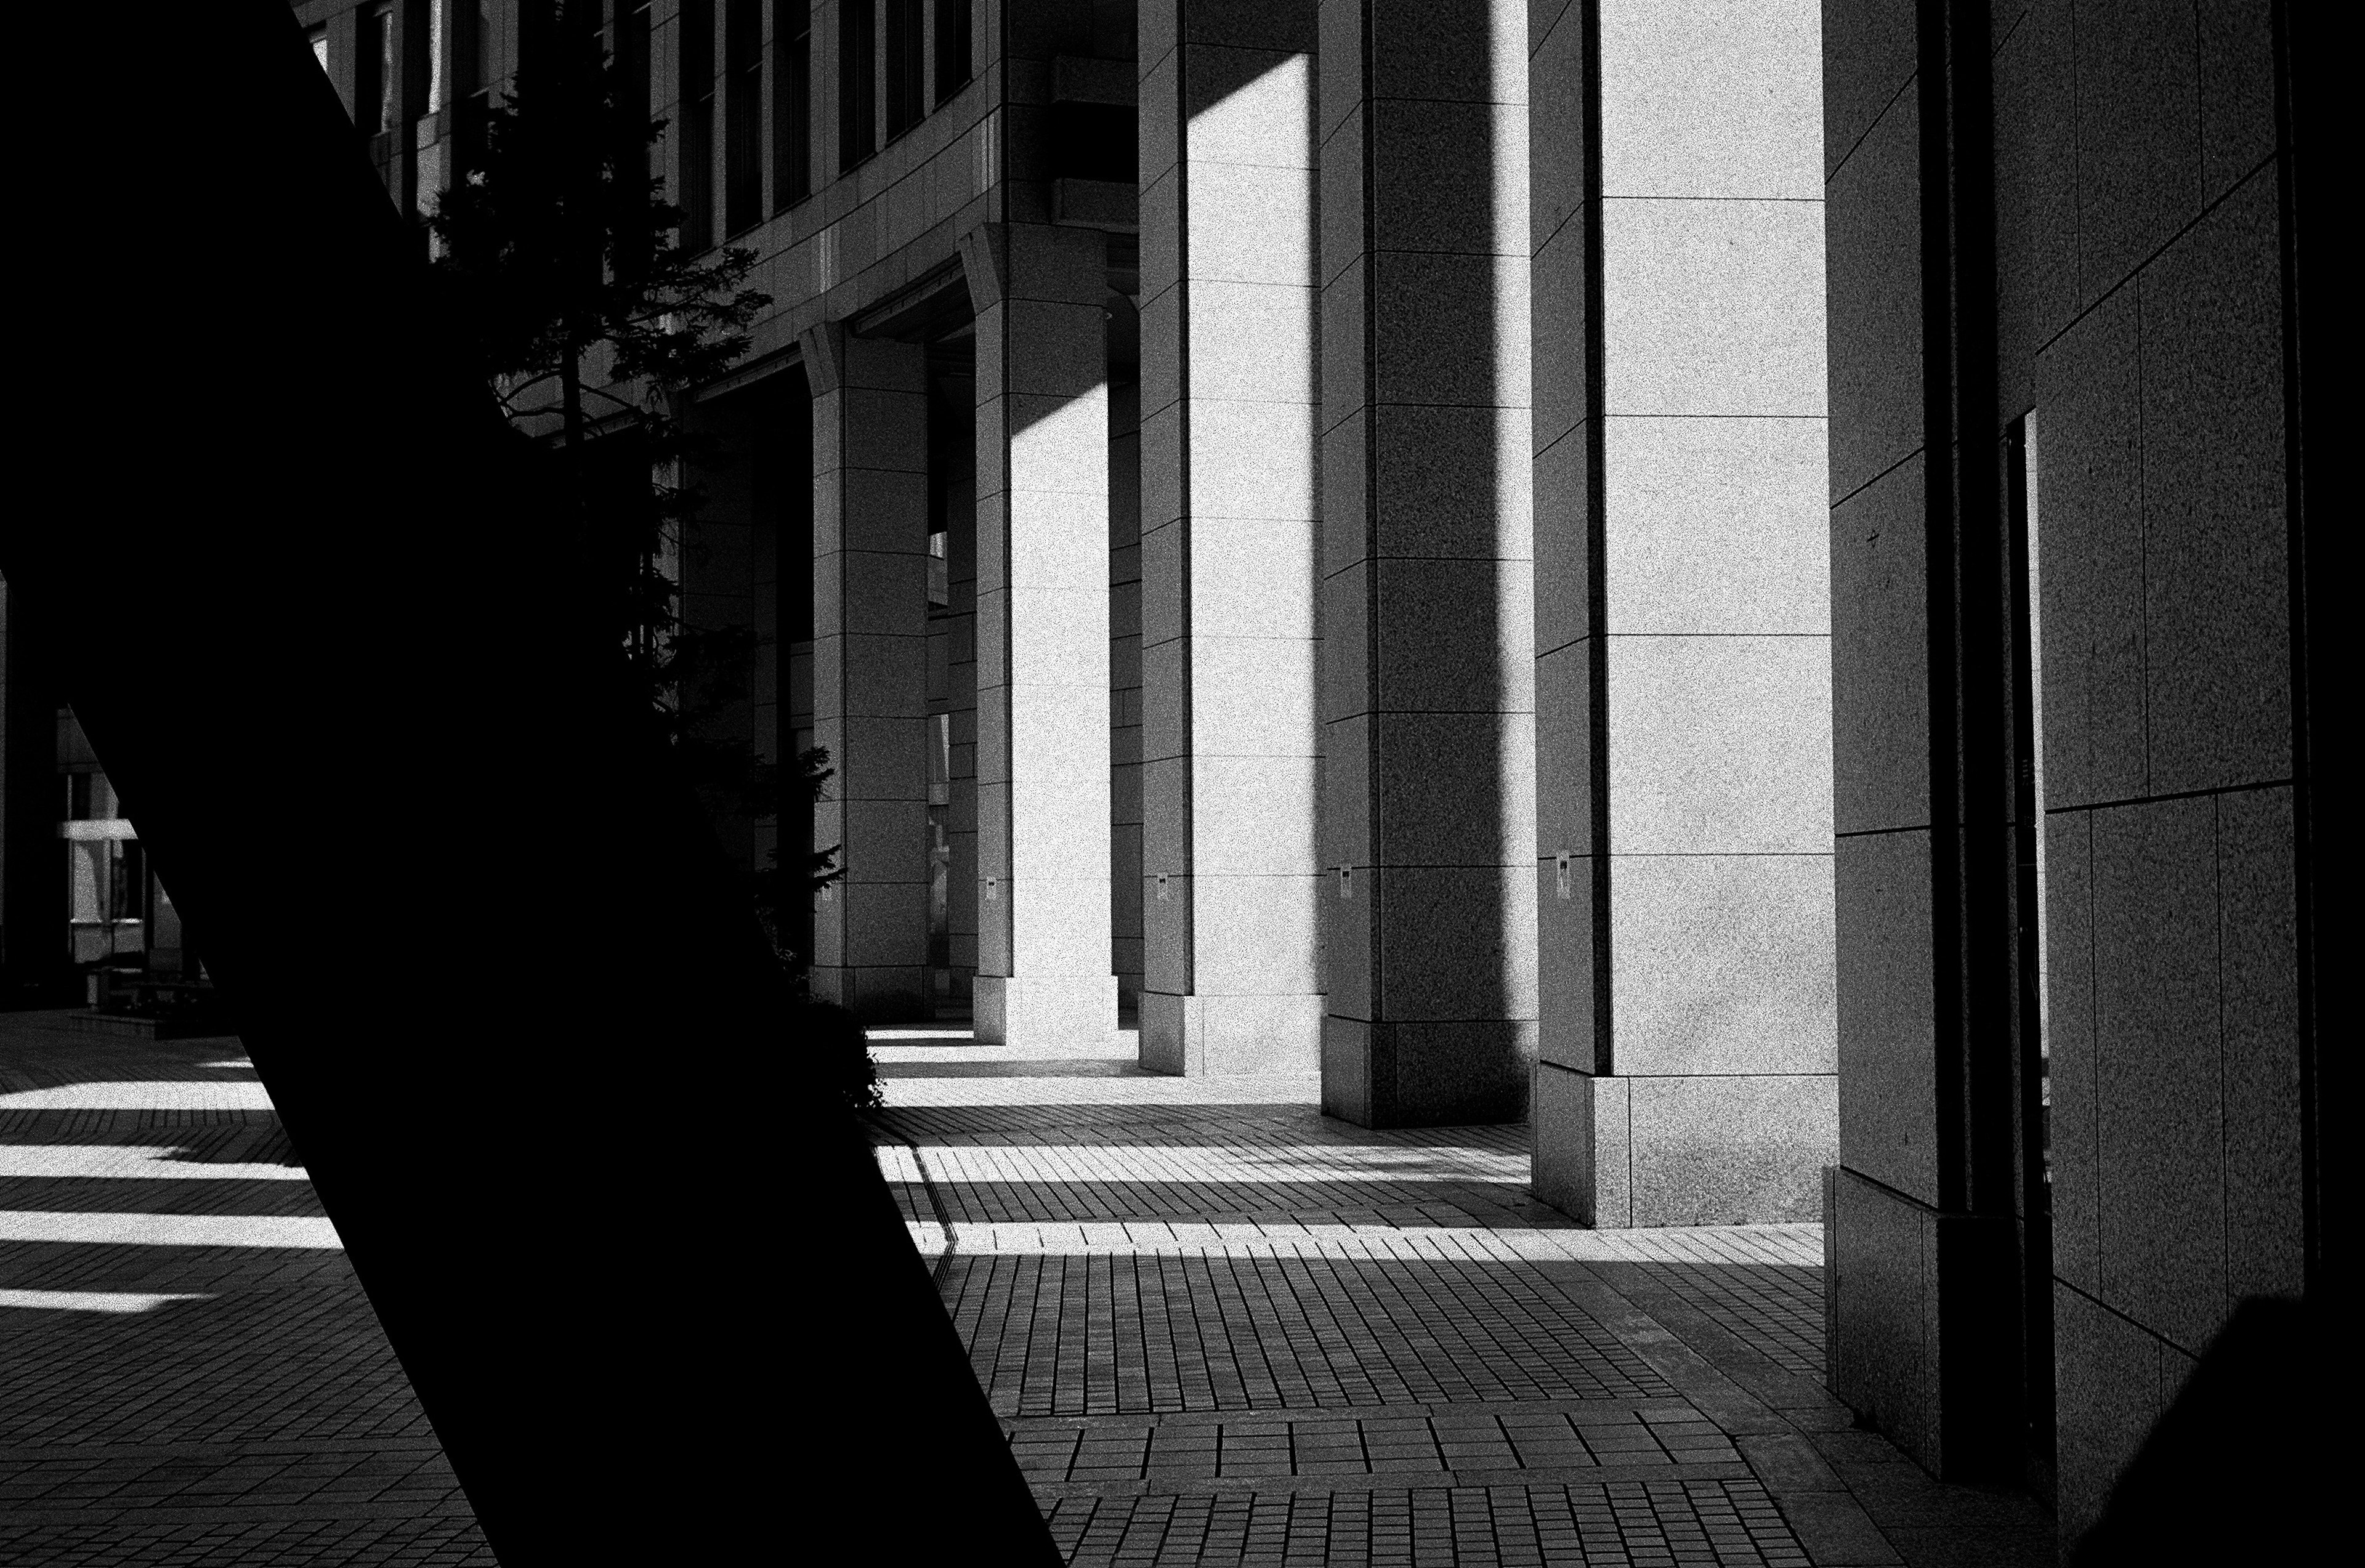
[
  {"x1": 1320, "y1": 1016, "x2": 1534, "y2": 1128},
  {"x1": 1139, "y1": 992, "x2": 1322, "y2": 1075},
  {"x1": 973, "y1": 974, "x2": 1118, "y2": 1048},
  {"x1": 1532, "y1": 1065, "x2": 1836, "y2": 1227},
  {"x1": 1532, "y1": 1064, "x2": 1627, "y2": 1225},
  {"x1": 812, "y1": 966, "x2": 932, "y2": 1022},
  {"x1": 1824, "y1": 1165, "x2": 2023, "y2": 1479}
]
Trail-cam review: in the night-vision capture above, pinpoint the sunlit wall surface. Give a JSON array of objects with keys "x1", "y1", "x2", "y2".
[
  {"x1": 1138, "y1": 5, "x2": 1323, "y2": 1075},
  {"x1": 1529, "y1": 0, "x2": 1837, "y2": 1227}
]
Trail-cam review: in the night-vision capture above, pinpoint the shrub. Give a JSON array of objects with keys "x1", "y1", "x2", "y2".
[{"x1": 803, "y1": 998, "x2": 881, "y2": 1112}]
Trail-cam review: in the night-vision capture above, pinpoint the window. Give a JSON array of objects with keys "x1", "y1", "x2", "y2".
[
  {"x1": 615, "y1": 2, "x2": 651, "y2": 187},
  {"x1": 62, "y1": 770, "x2": 142, "y2": 966},
  {"x1": 459, "y1": 0, "x2": 494, "y2": 97},
  {"x1": 681, "y1": 0, "x2": 716, "y2": 250},
  {"x1": 2007, "y1": 413, "x2": 2051, "y2": 1198},
  {"x1": 455, "y1": 0, "x2": 495, "y2": 162},
  {"x1": 515, "y1": 0, "x2": 554, "y2": 78},
  {"x1": 1049, "y1": 102, "x2": 1136, "y2": 183},
  {"x1": 422, "y1": 0, "x2": 446, "y2": 115},
  {"x1": 114, "y1": 843, "x2": 146, "y2": 925},
  {"x1": 772, "y1": 1, "x2": 811, "y2": 206},
  {"x1": 883, "y1": 0, "x2": 923, "y2": 138},
  {"x1": 724, "y1": 0, "x2": 764, "y2": 233},
  {"x1": 838, "y1": 0, "x2": 875, "y2": 170},
  {"x1": 357, "y1": 3, "x2": 398, "y2": 136},
  {"x1": 926, "y1": 710, "x2": 951, "y2": 981},
  {"x1": 932, "y1": 0, "x2": 970, "y2": 102},
  {"x1": 65, "y1": 771, "x2": 117, "y2": 822}
]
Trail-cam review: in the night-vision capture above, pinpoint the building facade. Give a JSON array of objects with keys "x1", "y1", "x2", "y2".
[
  {"x1": 1817, "y1": 0, "x2": 2327, "y2": 1535},
  {"x1": 0, "y1": 0, "x2": 2294, "y2": 1551},
  {"x1": 283, "y1": 0, "x2": 1845, "y2": 1221},
  {"x1": 0, "y1": 587, "x2": 200, "y2": 1009}
]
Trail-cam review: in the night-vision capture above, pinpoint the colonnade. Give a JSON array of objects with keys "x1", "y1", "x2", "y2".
[{"x1": 793, "y1": 0, "x2": 1833, "y2": 1227}]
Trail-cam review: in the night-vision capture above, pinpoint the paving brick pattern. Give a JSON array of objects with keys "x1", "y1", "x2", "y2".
[
  {"x1": 950, "y1": 1255, "x2": 1678, "y2": 1416},
  {"x1": 2, "y1": 1279, "x2": 437, "y2": 1449},
  {"x1": 4, "y1": 1016, "x2": 2053, "y2": 1566},
  {"x1": 871, "y1": 1031, "x2": 2057, "y2": 1566},
  {"x1": 0, "y1": 1012, "x2": 495, "y2": 1566},
  {"x1": 0, "y1": 1517, "x2": 493, "y2": 1567},
  {"x1": 1008, "y1": 1400, "x2": 1742, "y2": 1486},
  {"x1": 1587, "y1": 1263, "x2": 1826, "y2": 1380},
  {"x1": 1044, "y1": 1482, "x2": 1811, "y2": 1567}
]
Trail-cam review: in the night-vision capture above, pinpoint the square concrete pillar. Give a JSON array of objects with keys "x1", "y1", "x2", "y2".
[
  {"x1": 1136, "y1": 1, "x2": 1324, "y2": 1075},
  {"x1": 939, "y1": 373, "x2": 982, "y2": 1006},
  {"x1": 1109, "y1": 346, "x2": 1145, "y2": 1013},
  {"x1": 802, "y1": 322, "x2": 932, "y2": 1019},
  {"x1": 1527, "y1": 0, "x2": 1837, "y2": 1226},
  {"x1": 677, "y1": 391, "x2": 772, "y2": 879},
  {"x1": 1316, "y1": 0, "x2": 1537, "y2": 1126},
  {"x1": 961, "y1": 222, "x2": 1120, "y2": 1047}
]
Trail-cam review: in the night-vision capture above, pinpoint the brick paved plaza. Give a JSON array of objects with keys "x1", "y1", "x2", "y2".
[
  {"x1": 0, "y1": 1012, "x2": 494, "y2": 1565},
  {"x1": 870, "y1": 1028, "x2": 2058, "y2": 1568},
  {"x1": 2, "y1": 1013, "x2": 2055, "y2": 1564}
]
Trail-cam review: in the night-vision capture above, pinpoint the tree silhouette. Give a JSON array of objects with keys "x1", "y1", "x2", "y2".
[
  {"x1": 425, "y1": 3, "x2": 854, "y2": 1019},
  {"x1": 427, "y1": 2, "x2": 766, "y2": 705}
]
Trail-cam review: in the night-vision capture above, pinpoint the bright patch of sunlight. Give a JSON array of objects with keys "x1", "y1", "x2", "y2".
[
  {"x1": 0, "y1": 1081, "x2": 277, "y2": 1111},
  {"x1": 881, "y1": 1074, "x2": 1320, "y2": 1106},
  {"x1": 0, "y1": 1212, "x2": 342, "y2": 1249},
  {"x1": 873, "y1": 1144, "x2": 1527, "y2": 1186},
  {"x1": 0, "y1": 1288, "x2": 216, "y2": 1314},
  {"x1": 901, "y1": 1219, "x2": 1824, "y2": 1265},
  {"x1": 0, "y1": 1147, "x2": 307, "y2": 1181}
]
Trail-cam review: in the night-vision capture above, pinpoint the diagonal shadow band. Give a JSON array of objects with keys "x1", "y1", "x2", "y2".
[{"x1": 5, "y1": 5, "x2": 1056, "y2": 1561}]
